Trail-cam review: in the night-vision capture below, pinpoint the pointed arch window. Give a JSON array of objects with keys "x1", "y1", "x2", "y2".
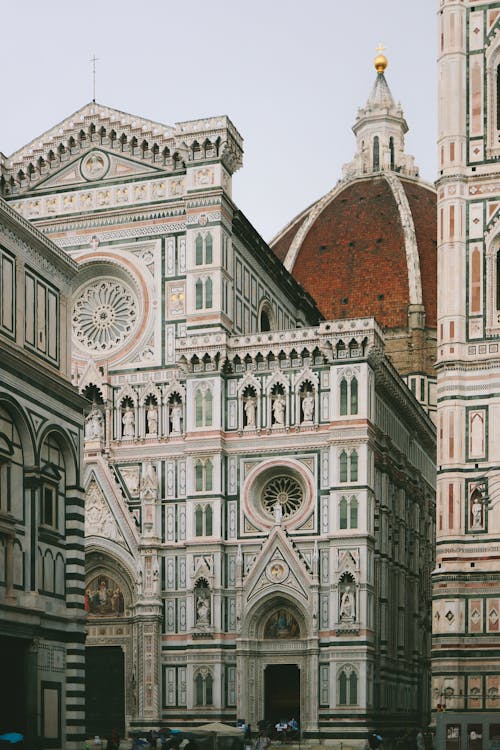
[
  {"x1": 389, "y1": 137, "x2": 395, "y2": 170},
  {"x1": 373, "y1": 136, "x2": 380, "y2": 171},
  {"x1": 195, "y1": 388, "x2": 213, "y2": 428},
  {"x1": 194, "y1": 458, "x2": 213, "y2": 491},
  {"x1": 338, "y1": 667, "x2": 358, "y2": 705},
  {"x1": 196, "y1": 279, "x2": 203, "y2": 310},
  {"x1": 195, "y1": 670, "x2": 213, "y2": 706},
  {"x1": 195, "y1": 233, "x2": 213, "y2": 265},
  {"x1": 340, "y1": 376, "x2": 358, "y2": 416},
  {"x1": 195, "y1": 504, "x2": 213, "y2": 537},
  {"x1": 339, "y1": 495, "x2": 358, "y2": 529},
  {"x1": 339, "y1": 450, "x2": 358, "y2": 483},
  {"x1": 205, "y1": 278, "x2": 213, "y2": 308}
]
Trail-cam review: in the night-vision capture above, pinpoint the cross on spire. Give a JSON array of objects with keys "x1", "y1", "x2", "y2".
[
  {"x1": 90, "y1": 54, "x2": 99, "y2": 103},
  {"x1": 375, "y1": 42, "x2": 386, "y2": 55}
]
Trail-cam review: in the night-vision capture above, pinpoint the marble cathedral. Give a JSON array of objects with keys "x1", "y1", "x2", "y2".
[{"x1": 0, "y1": 57, "x2": 436, "y2": 748}]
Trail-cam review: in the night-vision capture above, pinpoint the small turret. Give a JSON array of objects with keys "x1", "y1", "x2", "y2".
[{"x1": 343, "y1": 46, "x2": 419, "y2": 179}]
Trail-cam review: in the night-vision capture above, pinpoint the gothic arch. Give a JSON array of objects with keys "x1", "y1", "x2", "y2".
[{"x1": 242, "y1": 592, "x2": 311, "y2": 640}]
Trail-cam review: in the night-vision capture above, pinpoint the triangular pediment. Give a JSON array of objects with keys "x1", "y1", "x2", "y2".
[
  {"x1": 243, "y1": 526, "x2": 313, "y2": 605},
  {"x1": 30, "y1": 148, "x2": 164, "y2": 192}
]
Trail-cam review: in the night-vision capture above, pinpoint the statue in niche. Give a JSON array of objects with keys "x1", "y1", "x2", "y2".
[
  {"x1": 171, "y1": 402, "x2": 182, "y2": 434},
  {"x1": 273, "y1": 502, "x2": 283, "y2": 525},
  {"x1": 196, "y1": 589, "x2": 210, "y2": 625},
  {"x1": 85, "y1": 405, "x2": 103, "y2": 440},
  {"x1": 302, "y1": 391, "x2": 314, "y2": 423},
  {"x1": 339, "y1": 585, "x2": 355, "y2": 620},
  {"x1": 244, "y1": 394, "x2": 256, "y2": 428},
  {"x1": 272, "y1": 392, "x2": 285, "y2": 425},
  {"x1": 146, "y1": 403, "x2": 158, "y2": 435},
  {"x1": 471, "y1": 491, "x2": 483, "y2": 529},
  {"x1": 122, "y1": 405, "x2": 135, "y2": 438}
]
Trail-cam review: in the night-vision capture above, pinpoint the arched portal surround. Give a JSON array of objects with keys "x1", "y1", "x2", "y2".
[{"x1": 237, "y1": 594, "x2": 319, "y2": 733}]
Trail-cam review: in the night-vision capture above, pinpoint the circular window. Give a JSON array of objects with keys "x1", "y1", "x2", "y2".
[
  {"x1": 262, "y1": 475, "x2": 304, "y2": 519},
  {"x1": 72, "y1": 278, "x2": 138, "y2": 353}
]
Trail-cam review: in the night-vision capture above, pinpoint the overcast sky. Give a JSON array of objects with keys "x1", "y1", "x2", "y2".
[{"x1": 1, "y1": 0, "x2": 436, "y2": 242}]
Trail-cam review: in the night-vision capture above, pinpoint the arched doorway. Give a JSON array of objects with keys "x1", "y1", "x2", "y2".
[
  {"x1": 237, "y1": 595, "x2": 318, "y2": 733},
  {"x1": 265, "y1": 664, "x2": 300, "y2": 725}
]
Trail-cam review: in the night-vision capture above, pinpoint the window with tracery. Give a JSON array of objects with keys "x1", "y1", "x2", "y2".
[
  {"x1": 195, "y1": 388, "x2": 213, "y2": 428},
  {"x1": 339, "y1": 495, "x2": 358, "y2": 529},
  {"x1": 195, "y1": 504, "x2": 213, "y2": 537},
  {"x1": 340, "y1": 376, "x2": 358, "y2": 416},
  {"x1": 195, "y1": 233, "x2": 213, "y2": 266},
  {"x1": 195, "y1": 670, "x2": 213, "y2": 706},
  {"x1": 339, "y1": 450, "x2": 358, "y2": 483},
  {"x1": 338, "y1": 666, "x2": 358, "y2": 706},
  {"x1": 195, "y1": 458, "x2": 213, "y2": 491}
]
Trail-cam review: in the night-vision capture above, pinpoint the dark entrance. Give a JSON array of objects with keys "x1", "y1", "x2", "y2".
[
  {"x1": 264, "y1": 664, "x2": 300, "y2": 725},
  {"x1": 0, "y1": 636, "x2": 28, "y2": 734},
  {"x1": 85, "y1": 646, "x2": 125, "y2": 737}
]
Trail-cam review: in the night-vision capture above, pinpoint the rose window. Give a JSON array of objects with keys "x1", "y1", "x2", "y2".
[
  {"x1": 73, "y1": 279, "x2": 138, "y2": 352},
  {"x1": 262, "y1": 475, "x2": 304, "y2": 519}
]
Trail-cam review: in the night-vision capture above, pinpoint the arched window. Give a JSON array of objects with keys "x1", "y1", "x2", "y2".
[
  {"x1": 350, "y1": 377, "x2": 358, "y2": 414},
  {"x1": 195, "y1": 670, "x2": 213, "y2": 705},
  {"x1": 340, "y1": 451, "x2": 348, "y2": 483},
  {"x1": 205, "y1": 505, "x2": 213, "y2": 536},
  {"x1": 338, "y1": 667, "x2": 358, "y2": 706},
  {"x1": 339, "y1": 497, "x2": 348, "y2": 529},
  {"x1": 205, "y1": 278, "x2": 213, "y2": 308},
  {"x1": 350, "y1": 496, "x2": 358, "y2": 528},
  {"x1": 350, "y1": 450, "x2": 358, "y2": 482},
  {"x1": 340, "y1": 376, "x2": 358, "y2": 416},
  {"x1": 389, "y1": 136, "x2": 395, "y2": 170},
  {"x1": 340, "y1": 379, "x2": 348, "y2": 416},
  {"x1": 194, "y1": 458, "x2": 213, "y2": 491},
  {"x1": 195, "y1": 462, "x2": 203, "y2": 491},
  {"x1": 195, "y1": 279, "x2": 203, "y2": 310},
  {"x1": 373, "y1": 136, "x2": 380, "y2": 171},
  {"x1": 339, "y1": 496, "x2": 358, "y2": 529},
  {"x1": 195, "y1": 506, "x2": 204, "y2": 536},
  {"x1": 195, "y1": 388, "x2": 213, "y2": 428},
  {"x1": 196, "y1": 234, "x2": 203, "y2": 265},
  {"x1": 205, "y1": 234, "x2": 213, "y2": 264}
]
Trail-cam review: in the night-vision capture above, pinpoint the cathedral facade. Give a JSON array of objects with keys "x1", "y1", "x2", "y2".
[
  {"x1": 1, "y1": 62, "x2": 435, "y2": 748},
  {"x1": 434, "y1": 1, "x2": 500, "y2": 745}
]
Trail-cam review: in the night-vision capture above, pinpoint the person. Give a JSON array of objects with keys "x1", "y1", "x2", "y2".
[
  {"x1": 416, "y1": 729, "x2": 425, "y2": 750},
  {"x1": 340, "y1": 585, "x2": 355, "y2": 620},
  {"x1": 302, "y1": 391, "x2": 314, "y2": 422},
  {"x1": 368, "y1": 732, "x2": 382, "y2": 750},
  {"x1": 288, "y1": 718, "x2": 298, "y2": 737},
  {"x1": 272, "y1": 393, "x2": 285, "y2": 425},
  {"x1": 123, "y1": 406, "x2": 135, "y2": 437},
  {"x1": 106, "y1": 730, "x2": 120, "y2": 750},
  {"x1": 275, "y1": 721, "x2": 288, "y2": 743}
]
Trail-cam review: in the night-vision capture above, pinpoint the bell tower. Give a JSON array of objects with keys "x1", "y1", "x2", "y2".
[{"x1": 433, "y1": 0, "x2": 500, "y2": 732}]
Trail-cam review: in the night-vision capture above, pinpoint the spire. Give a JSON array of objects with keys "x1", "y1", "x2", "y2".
[{"x1": 342, "y1": 47, "x2": 419, "y2": 180}]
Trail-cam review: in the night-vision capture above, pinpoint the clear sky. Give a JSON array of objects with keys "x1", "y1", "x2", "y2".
[{"x1": 1, "y1": 0, "x2": 436, "y2": 242}]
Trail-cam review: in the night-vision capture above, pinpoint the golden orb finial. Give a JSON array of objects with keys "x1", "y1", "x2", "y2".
[{"x1": 374, "y1": 42, "x2": 388, "y2": 73}]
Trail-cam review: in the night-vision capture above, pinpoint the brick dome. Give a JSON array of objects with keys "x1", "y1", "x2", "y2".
[{"x1": 271, "y1": 173, "x2": 437, "y2": 331}]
